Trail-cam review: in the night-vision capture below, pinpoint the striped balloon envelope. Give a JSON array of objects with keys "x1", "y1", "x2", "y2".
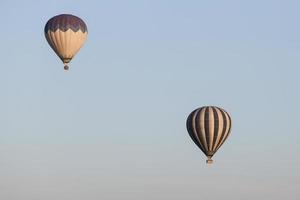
[
  {"x1": 186, "y1": 106, "x2": 232, "y2": 164},
  {"x1": 44, "y1": 14, "x2": 88, "y2": 70}
]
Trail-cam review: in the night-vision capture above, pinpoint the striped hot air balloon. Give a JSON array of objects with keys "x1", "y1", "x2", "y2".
[
  {"x1": 186, "y1": 106, "x2": 232, "y2": 164},
  {"x1": 44, "y1": 14, "x2": 88, "y2": 70}
]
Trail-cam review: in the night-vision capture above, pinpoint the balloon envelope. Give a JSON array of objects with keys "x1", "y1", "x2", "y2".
[
  {"x1": 186, "y1": 106, "x2": 232, "y2": 164},
  {"x1": 44, "y1": 14, "x2": 88, "y2": 70}
]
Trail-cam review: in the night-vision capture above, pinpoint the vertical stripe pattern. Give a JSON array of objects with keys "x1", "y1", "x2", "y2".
[{"x1": 186, "y1": 106, "x2": 232, "y2": 158}]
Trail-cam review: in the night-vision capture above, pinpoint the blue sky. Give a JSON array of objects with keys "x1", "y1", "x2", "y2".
[{"x1": 0, "y1": 0, "x2": 299, "y2": 199}]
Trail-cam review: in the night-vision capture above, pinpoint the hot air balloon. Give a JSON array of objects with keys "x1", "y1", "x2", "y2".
[
  {"x1": 44, "y1": 14, "x2": 88, "y2": 70},
  {"x1": 186, "y1": 106, "x2": 232, "y2": 164}
]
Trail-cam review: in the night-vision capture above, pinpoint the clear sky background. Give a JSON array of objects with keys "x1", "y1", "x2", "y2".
[{"x1": 0, "y1": 0, "x2": 300, "y2": 199}]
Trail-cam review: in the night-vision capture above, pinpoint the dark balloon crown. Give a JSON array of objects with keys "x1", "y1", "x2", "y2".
[{"x1": 44, "y1": 14, "x2": 87, "y2": 33}]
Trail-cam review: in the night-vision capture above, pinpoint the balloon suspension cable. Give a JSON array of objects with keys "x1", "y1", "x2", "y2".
[
  {"x1": 206, "y1": 156, "x2": 213, "y2": 164},
  {"x1": 64, "y1": 64, "x2": 69, "y2": 70}
]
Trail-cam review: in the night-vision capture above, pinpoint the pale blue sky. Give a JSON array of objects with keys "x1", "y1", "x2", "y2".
[{"x1": 0, "y1": 0, "x2": 300, "y2": 199}]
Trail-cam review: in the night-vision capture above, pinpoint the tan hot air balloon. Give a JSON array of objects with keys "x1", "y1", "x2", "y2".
[
  {"x1": 186, "y1": 106, "x2": 232, "y2": 164},
  {"x1": 44, "y1": 14, "x2": 88, "y2": 70}
]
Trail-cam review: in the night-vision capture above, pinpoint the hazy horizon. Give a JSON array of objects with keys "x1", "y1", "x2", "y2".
[{"x1": 1, "y1": 0, "x2": 300, "y2": 199}]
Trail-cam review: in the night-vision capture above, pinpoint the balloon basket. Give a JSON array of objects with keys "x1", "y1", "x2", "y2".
[{"x1": 206, "y1": 157, "x2": 213, "y2": 164}]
